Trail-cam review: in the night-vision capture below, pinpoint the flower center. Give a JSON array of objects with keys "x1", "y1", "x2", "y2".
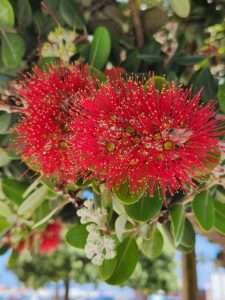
[
  {"x1": 58, "y1": 141, "x2": 68, "y2": 149},
  {"x1": 106, "y1": 141, "x2": 116, "y2": 153},
  {"x1": 163, "y1": 141, "x2": 173, "y2": 150}
]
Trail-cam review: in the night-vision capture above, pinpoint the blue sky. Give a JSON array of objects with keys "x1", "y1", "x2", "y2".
[{"x1": 0, "y1": 235, "x2": 222, "y2": 290}]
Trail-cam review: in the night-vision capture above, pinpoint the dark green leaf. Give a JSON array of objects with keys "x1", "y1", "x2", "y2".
[
  {"x1": 98, "y1": 257, "x2": 117, "y2": 280},
  {"x1": 142, "y1": 8, "x2": 169, "y2": 33},
  {"x1": 180, "y1": 219, "x2": 195, "y2": 249},
  {"x1": 65, "y1": 224, "x2": 88, "y2": 249},
  {"x1": 0, "y1": 245, "x2": 9, "y2": 255},
  {"x1": 173, "y1": 55, "x2": 205, "y2": 66},
  {"x1": 214, "y1": 200, "x2": 225, "y2": 234},
  {"x1": 88, "y1": 27, "x2": 111, "y2": 70},
  {"x1": 218, "y1": 80, "x2": 225, "y2": 114},
  {"x1": 192, "y1": 190, "x2": 214, "y2": 232},
  {"x1": 1, "y1": 32, "x2": 25, "y2": 69},
  {"x1": 142, "y1": 226, "x2": 164, "y2": 259},
  {"x1": 106, "y1": 237, "x2": 138, "y2": 285},
  {"x1": 113, "y1": 179, "x2": 144, "y2": 205},
  {"x1": 2, "y1": 178, "x2": 28, "y2": 205},
  {"x1": 0, "y1": 112, "x2": 11, "y2": 134},
  {"x1": 170, "y1": 204, "x2": 185, "y2": 246},
  {"x1": 59, "y1": 0, "x2": 84, "y2": 29},
  {"x1": 125, "y1": 191, "x2": 163, "y2": 222},
  {"x1": 0, "y1": 0, "x2": 14, "y2": 28},
  {"x1": 17, "y1": 0, "x2": 32, "y2": 31}
]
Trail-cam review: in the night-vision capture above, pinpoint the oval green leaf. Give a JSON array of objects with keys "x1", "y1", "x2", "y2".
[
  {"x1": 0, "y1": 0, "x2": 14, "y2": 28},
  {"x1": 112, "y1": 180, "x2": 144, "y2": 205},
  {"x1": 1, "y1": 32, "x2": 25, "y2": 69},
  {"x1": 170, "y1": 204, "x2": 185, "y2": 246},
  {"x1": 214, "y1": 200, "x2": 225, "y2": 234},
  {"x1": 1, "y1": 178, "x2": 28, "y2": 205},
  {"x1": 0, "y1": 200, "x2": 11, "y2": 218},
  {"x1": 192, "y1": 190, "x2": 214, "y2": 232},
  {"x1": 88, "y1": 26, "x2": 111, "y2": 70},
  {"x1": 18, "y1": 185, "x2": 48, "y2": 216},
  {"x1": 0, "y1": 112, "x2": 11, "y2": 134},
  {"x1": 218, "y1": 80, "x2": 225, "y2": 114},
  {"x1": 17, "y1": 0, "x2": 32, "y2": 31},
  {"x1": 65, "y1": 224, "x2": 88, "y2": 249},
  {"x1": 98, "y1": 257, "x2": 117, "y2": 280},
  {"x1": 0, "y1": 149, "x2": 11, "y2": 167},
  {"x1": 106, "y1": 237, "x2": 139, "y2": 285},
  {"x1": 142, "y1": 226, "x2": 164, "y2": 259},
  {"x1": 169, "y1": 0, "x2": 191, "y2": 18},
  {"x1": 125, "y1": 191, "x2": 163, "y2": 222}
]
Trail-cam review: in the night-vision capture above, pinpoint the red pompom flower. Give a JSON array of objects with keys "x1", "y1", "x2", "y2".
[
  {"x1": 39, "y1": 219, "x2": 62, "y2": 254},
  {"x1": 70, "y1": 78, "x2": 223, "y2": 197},
  {"x1": 14, "y1": 64, "x2": 89, "y2": 182}
]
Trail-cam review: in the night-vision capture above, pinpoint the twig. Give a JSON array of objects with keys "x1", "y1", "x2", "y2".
[{"x1": 128, "y1": 0, "x2": 144, "y2": 48}]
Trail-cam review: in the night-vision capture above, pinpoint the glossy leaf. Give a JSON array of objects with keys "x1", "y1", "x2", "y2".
[
  {"x1": 65, "y1": 224, "x2": 88, "y2": 249},
  {"x1": 1, "y1": 178, "x2": 28, "y2": 205},
  {"x1": 106, "y1": 237, "x2": 138, "y2": 285},
  {"x1": 170, "y1": 204, "x2": 185, "y2": 246},
  {"x1": 169, "y1": 0, "x2": 191, "y2": 18},
  {"x1": 115, "y1": 214, "x2": 128, "y2": 241},
  {"x1": 218, "y1": 80, "x2": 225, "y2": 114},
  {"x1": 1, "y1": 32, "x2": 25, "y2": 69},
  {"x1": 88, "y1": 27, "x2": 111, "y2": 70},
  {"x1": 17, "y1": 0, "x2": 32, "y2": 30},
  {"x1": 125, "y1": 191, "x2": 163, "y2": 222},
  {"x1": 180, "y1": 219, "x2": 195, "y2": 250},
  {"x1": 142, "y1": 226, "x2": 164, "y2": 259},
  {"x1": 113, "y1": 180, "x2": 144, "y2": 205},
  {"x1": 192, "y1": 190, "x2": 214, "y2": 232},
  {"x1": 18, "y1": 186, "x2": 48, "y2": 216},
  {"x1": 0, "y1": 0, "x2": 14, "y2": 28},
  {"x1": 214, "y1": 200, "x2": 225, "y2": 234},
  {"x1": 98, "y1": 257, "x2": 117, "y2": 280}
]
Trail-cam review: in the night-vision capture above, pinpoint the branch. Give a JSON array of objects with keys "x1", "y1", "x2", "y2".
[{"x1": 128, "y1": 0, "x2": 144, "y2": 48}]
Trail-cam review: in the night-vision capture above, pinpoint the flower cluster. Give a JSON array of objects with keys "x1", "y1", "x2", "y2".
[
  {"x1": 77, "y1": 200, "x2": 116, "y2": 265},
  {"x1": 41, "y1": 27, "x2": 77, "y2": 62},
  {"x1": 70, "y1": 79, "x2": 222, "y2": 197},
  {"x1": 14, "y1": 65, "x2": 223, "y2": 198},
  {"x1": 14, "y1": 64, "x2": 89, "y2": 182}
]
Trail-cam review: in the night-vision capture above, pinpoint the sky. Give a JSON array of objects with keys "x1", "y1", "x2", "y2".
[{"x1": 0, "y1": 235, "x2": 222, "y2": 291}]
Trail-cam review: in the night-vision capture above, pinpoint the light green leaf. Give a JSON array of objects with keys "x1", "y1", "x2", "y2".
[
  {"x1": 113, "y1": 179, "x2": 144, "y2": 205},
  {"x1": 192, "y1": 190, "x2": 214, "y2": 232},
  {"x1": 0, "y1": 217, "x2": 10, "y2": 235},
  {"x1": 88, "y1": 26, "x2": 111, "y2": 70},
  {"x1": 214, "y1": 200, "x2": 225, "y2": 234},
  {"x1": 169, "y1": 0, "x2": 191, "y2": 18},
  {"x1": 65, "y1": 224, "x2": 88, "y2": 249},
  {"x1": 106, "y1": 237, "x2": 138, "y2": 285},
  {"x1": 0, "y1": 0, "x2": 14, "y2": 28},
  {"x1": 218, "y1": 79, "x2": 225, "y2": 114},
  {"x1": 170, "y1": 204, "x2": 185, "y2": 246},
  {"x1": 115, "y1": 214, "x2": 128, "y2": 242},
  {"x1": 125, "y1": 191, "x2": 163, "y2": 222},
  {"x1": 142, "y1": 226, "x2": 164, "y2": 259},
  {"x1": 18, "y1": 185, "x2": 48, "y2": 216},
  {"x1": 1, "y1": 32, "x2": 25, "y2": 69},
  {"x1": 0, "y1": 112, "x2": 11, "y2": 134},
  {"x1": 0, "y1": 200, "x2": 11, "y2": 218},
  {"x1": 0, "y1": 149, "x2": 11, "y2": 167},
  {"x1": 98, "y1": 257, "x2": 117, "y2": 281}
]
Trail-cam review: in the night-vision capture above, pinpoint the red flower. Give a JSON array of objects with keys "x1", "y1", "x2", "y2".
[
  {"x1": 39, "y1": 219, "x2": 62, "y2": 254},
  {"x1": 70, "y1": 78, "x2": 222, "y2": 198},
  {"x1": 14, "y1": 64, "x2": 89, "y2": 182}
]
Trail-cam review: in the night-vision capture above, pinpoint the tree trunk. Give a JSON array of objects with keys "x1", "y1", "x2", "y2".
[
  {"x1": 64, "y1": 278, "x2": 70, "y2": 300},
  {"x1": 54, "y1": 282, "x2": 59, "y2": 300},
  {"x1": 182, "y1": 249, "x2": 199, "y2": 300}
]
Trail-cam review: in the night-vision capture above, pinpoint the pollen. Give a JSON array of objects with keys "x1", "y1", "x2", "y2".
[
  {"x1": 106, "y1": 141, "x2": 116, "y2": 152},
  {"x1": 125, "y1": 125, "x2": 135, "y2": 133},
  {"x1": 163, "y1": 141, "x2": 173, "y2": 150}
]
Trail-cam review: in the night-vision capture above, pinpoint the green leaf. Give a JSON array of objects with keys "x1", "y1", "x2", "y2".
[
  {"x1": 88, "y1": 26, "x2": 111, "y2": 70},
  {"x1": 142, "y1": 226, "x2": 164, "y2": 259},
  {"x1": 0, "y1": 112, "x2": 11, "y2": 134},
  {"x1": 112, "y1": 179, "x2": 144, "y2": 205},
  {"x1": 125, "y1": 191, "x2": 163, "y2": 222},
  {"x1": 115, "y1": 214, "x2": 128, "y2": 242},
  {"x1": 59, "y1": 0, "x2": 84, "y2": 29},
  {"x1": 147, "y1": 76, "x2": 168, "y2": 92},
  {"x1": 65, "y1": 224, "x2": 88, "y2": 249},
  {"x1": 138, "y1": 54, "x2": 163, "y2": 64},
  {"x1": 142, "y1": 8, "x2": 169, "y2": 34},
  {"x1": 0, "y1": 200, "x2": 11, "y2": 218},
  {"x1": 0, "y1": 245, "x2": 9, "y2": 255},
  {"x1": 173, "y1": 55, "x2": 205, "y2": 66},
  {"x1": 0, "y1": 149, "x2": 11, "y2": 167},
  {"x1": 0, "y1": 0, "x2": 14, "y2": 28},
  {"x1": 106, "y1": 237, "x2": 138, "y2": 285},
  {"x1": 98, "y1": 257, "x2": 117, "y2": 281},
  {"x1": 18, "y1": 185, "x2": 48, "y2": 216},
  {"x1": 17, "y1": 0, "x2": 32, "y2": 31},
  {"x1": 192, "y1": 190, "x2": 214, "y2": 232},
  {"x1": 1, "y1": 32, "x2": 25, "y2": 69},
  {"x1": 180, "y1": 219, "x2": 195, "y2": 249},
  {"x1": 169, "y1": 0, "x2": 191, "y2": 18},
  {"x1": 218, "y1": 80, "x2": 225, "y2": 114},
  {"x1": 214, "y1": 200, "x2": 225, "y2": 234},
  {"x1": 170, "y1": 204, "x2": 185, "y2": 246},
  {"x1": 0, "y1": 217, "x2": 10, "y2": 235},
  {"x1": 1, "y1": 178, "x2": 28, "y2": 205}
]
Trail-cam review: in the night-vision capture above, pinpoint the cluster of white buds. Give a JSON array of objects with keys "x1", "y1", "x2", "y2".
[
  {"x1": 41, "y1": 27, "x2": 77, "y2": 62},
  {"x1": 77, "y1": 200, "x2": 116, "y2": 265}
]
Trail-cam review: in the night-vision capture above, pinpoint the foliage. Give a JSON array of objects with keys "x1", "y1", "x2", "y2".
[{"x1": 0, "y1": 0, "x2": 225, "y2": 287}]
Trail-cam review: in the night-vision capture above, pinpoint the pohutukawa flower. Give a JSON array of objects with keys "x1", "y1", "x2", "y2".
[
  {"x1": 70, "y1": 78, "x2": 223, "y2": 198},
  {"x1": 39, "y1": 219, "x2": 62, "y2": 254},
  {"x1": 14, "y1": 64, "x2": 89, "y2": 181}
]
